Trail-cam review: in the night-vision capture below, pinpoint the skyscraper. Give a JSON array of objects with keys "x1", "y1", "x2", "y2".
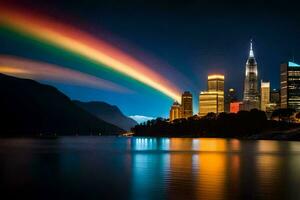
[
  {"x1": 199, "y1": 91, "x2": 224, "y2": 117},
  {"x1": 243, "y1": 40, "x2": 259, "y2": 110},
  {"x1": 260, "y1": 81, "x2": 270, "y2": 111},
  {"x1": 280, "y1": 61, "x2": 300, "y2": 111},
  {"x1": 208, "y1": 75, "x2": 224, "y2": 91},
  {"x1": 181, "y1": 91, "x2": 193, "y2": 118},
  {"x1": 169, "y1": 101, "x2": 182, "y2": 121},
  {"x1": 199, "y1": 74, "x2": 224, "y2": 117}
]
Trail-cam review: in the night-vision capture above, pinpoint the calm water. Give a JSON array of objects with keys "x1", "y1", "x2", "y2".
[{"x1": 1, "y1": 137, "x2": 300, "y2": 200}]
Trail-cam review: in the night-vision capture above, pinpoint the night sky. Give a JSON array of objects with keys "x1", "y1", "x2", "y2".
[{"x1": 1, "y1": 0, "x2": 300, "y2": 120}]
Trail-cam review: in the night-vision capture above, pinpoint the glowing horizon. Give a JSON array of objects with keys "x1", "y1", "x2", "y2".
[{"x1": 0, "y1": 8, "x2": 181, "y2": 101}]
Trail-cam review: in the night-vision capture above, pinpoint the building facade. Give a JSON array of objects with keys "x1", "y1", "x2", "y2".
[
  {"x1": 225, "y1": 88, "x2": 237, "y2": 112},
  {"x1": 269, "y1": 88, "x2": 280, "y2": 111},
  {"x1": 199, "y1": 74, "x2": 225, "y2": 117},
  {"x1": 199, "y1": 91, "x2": 224, "y2": 117},
  {"x1": 181, "y1": 91, "x2": 193, "y2": 118},
  {"x1": 243, "y1": 40, "x2": 259, "y2": 110},
  {"x1": 230, "y1": 101, "x2": 242, "y2": 113},
  {"x1": 169, "y1": 101, "x2": 182, "y2": 121},
  {"x1": 260, "y1": 81, "x2": 270, "y2": 111},
  {"x1": 208, "y1": 75, "x2": 225, "y2": 91},
  {"x1": 270, "y1": 89, "x2": 280, "y2": 105},
  {"x1": 280, "y1": 61, "x2": 300, "y2": 111}
]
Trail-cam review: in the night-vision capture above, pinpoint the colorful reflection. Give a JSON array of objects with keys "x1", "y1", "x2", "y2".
[
  {"x1": 257, "y1": 140, "x2": 280, "y2": 153},
  {"x1": 2, "y1": 137, "x2": 300, "y2": 199},
  {"x1": 169, "y1": 138, "x2": 194, "y2": 151},
  {"x1": 131, "y1": 151, "x2": 170, "y2": 199},
  {"x1": 256, "y1": 155, "x2": 284, "y2": 199},
  {"x1": 130, "y1": 138, "x2": 242, "y2": 200},
  {"x1": 131, "y1": 138, "x2": 170, "y2": 151},
  {"x1": 229, "y1": 139, "x2": 241, "y2": 151},
  {"x1": 128, "y1": 138, "x2": 300, "y2": 200},
  {"x1": 167, "y1": 152, "x2": 197, "y2": 199},
  {"x1": 197, "y1": 153, "x2": 227, "y2": 200},
  {"x1": 198, "y1": 138, "x2": 227, "y2": 152}
]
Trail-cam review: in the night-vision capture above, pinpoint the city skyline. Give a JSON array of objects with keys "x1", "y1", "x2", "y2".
[
  {"x1": 1, "y1": 1, "x2": 300, "y2": 119},
  {"x1": 169, "y1": 41, "x2": 295, "y2": 119}
]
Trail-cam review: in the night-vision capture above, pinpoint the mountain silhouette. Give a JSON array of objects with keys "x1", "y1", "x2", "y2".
[
  {"x1": 0, "y1": 73, "x2": 123, "y2": 136},
  {"x1": 74, "y1": 100, "x2": 137, "y2": 131}
]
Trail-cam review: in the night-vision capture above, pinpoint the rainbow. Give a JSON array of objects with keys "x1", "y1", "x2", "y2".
[
  {"x1": 0, "y1": 55, "x2": 130, "y2": 93},
  {"x1": 0, "y1": 8, "x2": 181, "y2": 101}
]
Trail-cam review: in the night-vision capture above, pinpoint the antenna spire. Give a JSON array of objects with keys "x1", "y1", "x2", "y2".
[{"x1": 249, "y1": 39, "x2": 254, "y2": 57}]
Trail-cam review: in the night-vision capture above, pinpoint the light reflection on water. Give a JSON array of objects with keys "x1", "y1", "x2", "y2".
[{"x1": 1, "y1": 137, "x2": 300, "y2": 200}]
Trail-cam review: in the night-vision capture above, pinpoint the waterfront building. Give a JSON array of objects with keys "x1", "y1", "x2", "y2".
[
  {"x1": 225, "y1": 88, "x2": 237, "y2": 112},
  {"x1": 199, "y1": 74, "x2": 224, "y2": 117},
  {"x1": 280, "y1": 61, "x2": 300, "y2": 111},
  {"x1": 230, "y1": 101, "x2": 242, "y2": 113},
  {"x1": 181, "y1": 91, "x2": 193, "y2": 118},
  {"x1": 169, "y1": 101, "x2": 182, "y2": 121},
  {"x1": 199, "y1": 91, "x2": 224, "y2": 117},
  {"x1": 268, "y1": 88, "x2": 281, "y2": 112},
  {"x1": 243, "y1": 40, "x2": 259, "y2": 110},
  {"x1": 265, "y1": 102, "x2": 278, "y2": 114},
  {"x1": 260, "y1": 81, "x2": 270, "y2": 111},
  {"x1": 270, "y1": 89, "x2": 280, "y2": 105}
]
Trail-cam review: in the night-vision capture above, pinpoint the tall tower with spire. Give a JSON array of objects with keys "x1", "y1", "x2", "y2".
[{"x1": 242, "y1": 39, "x2": 259, "y2": 110}]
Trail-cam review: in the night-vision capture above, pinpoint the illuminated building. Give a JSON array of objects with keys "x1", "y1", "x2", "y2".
[
  {"x1": 225, "y1": 88, "x2": 237, "y2": 112},
  {"x1": 243, "y1": 40, "x2": 259, "y2": 110},
  {"x1": 169, "y1": 101, "x2": 182, "y2": 121},
  {"x1": 199, "y1": 91, "x2": 224, "y2": 117},
  {"x1": 181, "y1": 91, "x2": 193, "y2": 118},
  {"x1": 230, "y1": 102, "x2": 242, "y2": 113},
  {"x1": 280, "y1": 61, "x2": 300, "y2": 111},
  {"x1": 270, "y1": 89, "x2": 280, "y2": 105},
  {"x1": 199, "y1": 74, "x2": 224, "y2": 117},
  {"x1": 260, "y1": 81, "x2": 270, "y2": 111},
  {"x1": 268, "y1": 89, "x2": 280, "y2": 112},
  {"x1": 265, "y1": 102, "x2": 278, "y2": 115},
  {"x1": 208, "y1": 74, "x2": 224, "y2": 92}
]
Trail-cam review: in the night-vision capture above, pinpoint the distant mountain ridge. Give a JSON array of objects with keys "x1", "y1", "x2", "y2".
[
  {"x1": 0, "y1": 73, "x2": 123, "y2": 135},
  {"x1": 74, "y1": 100, "x2": 137, "y2": 130}
]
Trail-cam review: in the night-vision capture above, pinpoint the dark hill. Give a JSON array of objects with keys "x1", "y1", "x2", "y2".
[
  {"x1": 74, "y1": 100, "x2": 137, "y2": 130},
  {"x1": 0, "y1": 73, "x2": 123, "y2": 136}
]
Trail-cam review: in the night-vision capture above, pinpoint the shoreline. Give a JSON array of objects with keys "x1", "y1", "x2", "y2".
[
  {"x1": 131, "y1": 135, "x2": 300, "y2": 141},
  {"x1": 132, "y1": 126, "x2": 300, "y2": 141},
  {"x1": 1, "y1": 134, "x2": 300, "y2": 142}
]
